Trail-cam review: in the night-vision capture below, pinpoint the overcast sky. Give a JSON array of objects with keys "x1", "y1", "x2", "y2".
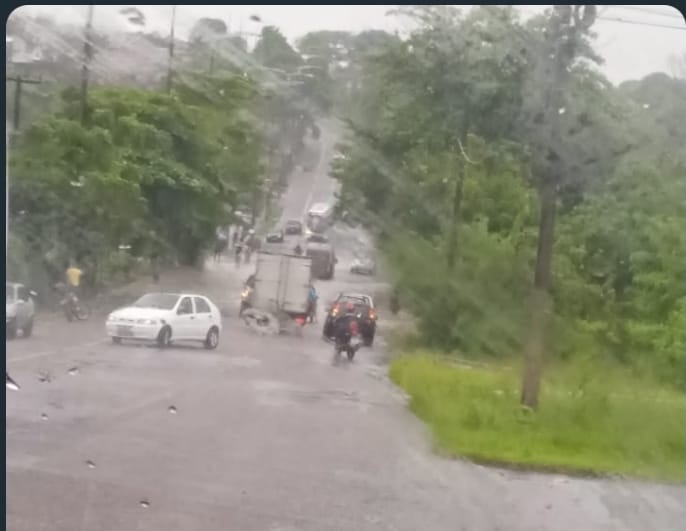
[{"x1": 13, "y1": 5, "x2": 686, "y2": 84}]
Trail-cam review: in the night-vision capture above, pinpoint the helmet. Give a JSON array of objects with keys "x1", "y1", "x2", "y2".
[{"x1": 346, "y1": 301, "x2": 355, "y2": 312}]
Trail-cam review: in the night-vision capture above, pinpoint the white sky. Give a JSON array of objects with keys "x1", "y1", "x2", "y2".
[{"x1": 13, "y1": 5, "x2": 686, "y2": 84}]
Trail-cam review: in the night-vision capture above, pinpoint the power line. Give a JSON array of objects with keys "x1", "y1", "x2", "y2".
[
  {"x1": 610, "y1": 6, "x2": 685, "y2": 21},
  {"x1": 597, "y1": 15, "x2": 686, "y2": 30}
]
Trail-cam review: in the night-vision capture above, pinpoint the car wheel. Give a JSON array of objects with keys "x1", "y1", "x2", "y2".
[
  {"x1": 22, "y1": 317, "x2": 34, "y2": 338},
  {"x1": 204, "y1": 326, "x2": 219, "y2": 350},
  {"x1": 7, "y1": 319, "x2": 17, "y2": 340},
  {"x1": 112, "y1": 337, "x2": 122, "y2": 345},
  {"x1": 157, "y1": 326, "x2": 172, "y2": 348}
]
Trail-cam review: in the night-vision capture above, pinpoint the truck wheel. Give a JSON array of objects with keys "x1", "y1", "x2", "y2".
[
  {"x1": 7, "y1": 319, "x2": 17, "y2": 339},
  {"x1": 22, "y1": 317, "x2": 34, "y2": 338}
]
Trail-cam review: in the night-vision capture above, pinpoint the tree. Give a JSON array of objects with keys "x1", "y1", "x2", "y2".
[
  {"x1": 253, "y1": 26, "x2": 303, "y2": 72},
  {"x1": 519, "y1": 5, "x2": 599, "y2": 409},
  {"x1": 9, "y1": 76, "x2": 262, "y2": 290}
]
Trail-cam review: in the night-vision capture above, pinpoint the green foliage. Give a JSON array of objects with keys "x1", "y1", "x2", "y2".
[
  {"x1": 332, "y1": 6, "x2": 686, "y2": 389},
  {"x1": 253, "y1": 26, "x2": 303, "y2": 72},
  {"x1": 391, "y1": 354, "x2": 686, "y2": 482},
  {"x1": 8, "y1": 78, "x2": 262, "y2": 290}
]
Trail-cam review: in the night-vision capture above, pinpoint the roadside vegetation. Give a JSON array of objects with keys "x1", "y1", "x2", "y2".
[
  {"x1": 391, "y1": 354, "x2": 685, "y2": 482},
  {"x1": 328, "y1": 6, "x2": 686, "y2": 479}
]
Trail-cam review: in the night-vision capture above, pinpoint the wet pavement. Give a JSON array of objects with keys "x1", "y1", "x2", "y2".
[{"x1": 6, "y1": 119, "x2": 685, "y2": 531}]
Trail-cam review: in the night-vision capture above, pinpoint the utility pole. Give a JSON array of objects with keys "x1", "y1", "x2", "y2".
[
  {"x1": 167, "y1": 5, "x2": 177, "y2": 93},
  {"x1": 80, "y1": 4, "x2": 94, "y2": 125},
  {"x1": 6, "y1": 75, "x2": 42, "y2": 131},
  {"x1": 520, "y1": 5, "x2": 597, "y2": 409}
]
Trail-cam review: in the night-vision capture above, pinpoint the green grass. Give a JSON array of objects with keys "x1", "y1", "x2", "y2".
[{"x1": 390, "y1": 352, "x2": 686, "y2": 482}]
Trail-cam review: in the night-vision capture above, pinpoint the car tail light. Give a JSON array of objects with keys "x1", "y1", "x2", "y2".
[
  {"x1": 369, "y1": 309, "x2": 377, "y2": 320},
  {"x1": 295, "y1": 316, "x2": 306, "y2": 326},
  {"x1": 332, "y1": 304, "x2": 340, "y2": 317}
]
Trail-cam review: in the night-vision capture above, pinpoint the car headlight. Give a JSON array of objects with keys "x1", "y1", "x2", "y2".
[{"x1": 107, "y1": 314, "x2": 116, "y2": 322}]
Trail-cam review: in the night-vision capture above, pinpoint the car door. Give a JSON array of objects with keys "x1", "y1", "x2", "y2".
[
  {"x1": 173, "y1": 296, "x2": 196, "y2": 340},
  {"x1": 193, "y1": 297, "x2": 214, "y2": 338}
]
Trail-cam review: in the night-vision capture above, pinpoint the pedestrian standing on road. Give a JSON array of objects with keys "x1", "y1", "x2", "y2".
[
  {"x1": 231, "y1": 228, "x2": 239, "y2": 249},
  {"x1": 234, "y1": 241, "x2": 242, "y2": 267},
  {"x1": 150, "y1": 251, "x2": 160, "y2": 284}
]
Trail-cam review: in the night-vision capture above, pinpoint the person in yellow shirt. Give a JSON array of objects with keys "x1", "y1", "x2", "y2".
[{"x1": 65, "y1": 261, "x2": 83, "y2": 296}]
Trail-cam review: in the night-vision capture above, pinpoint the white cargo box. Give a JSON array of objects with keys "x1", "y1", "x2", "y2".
[{"x1": 252, "y1": 252, "x2": 312, "y2": 315}]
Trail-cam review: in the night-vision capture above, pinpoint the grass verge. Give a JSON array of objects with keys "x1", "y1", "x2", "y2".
[{"x1": 389, "y1": 352, "x2": 685, "y2": 483}]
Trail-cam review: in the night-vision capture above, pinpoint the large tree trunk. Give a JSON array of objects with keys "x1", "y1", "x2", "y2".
[{"x1": 521, "y1": 176, "x2": 557, "y2": 409}]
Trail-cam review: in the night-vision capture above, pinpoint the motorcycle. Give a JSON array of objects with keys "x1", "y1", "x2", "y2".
[
  {"x1": 55, "y1": 283, "x2": 90, "y2": 321},
  {"x1": 333, "y1": 317, "x2": 362, "y2": 361}
]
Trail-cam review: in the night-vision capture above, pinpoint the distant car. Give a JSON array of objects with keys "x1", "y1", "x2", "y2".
[
  {"x1": 106, "y1": 292, "x2": 222, "y2": 349},
  {"x1": 6, "y1": 282, "x2": 36, "y2": 339},
  {"x1": 306, "y1": 233, "x2": 329, "y2": 244},
  {"x1": 350, "y1": 257, "x2": 376, "y2": 276},
  {"x1": 322, "y1": 292, "x2": 377, "y2": 346},
  {"x1": 284, "y1": 219, "x2": 303, "y2": 235},
  {"x1": 266, "y1": 230, "x2": 285, "y2": 243}
]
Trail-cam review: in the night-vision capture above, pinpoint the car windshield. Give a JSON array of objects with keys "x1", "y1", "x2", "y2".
[
  {"x1": 6, "y1": 5, "x2": 684, "y2": 530},
  {"x1": 131, "y1": 293, "x2": 179, "y2": 310}
]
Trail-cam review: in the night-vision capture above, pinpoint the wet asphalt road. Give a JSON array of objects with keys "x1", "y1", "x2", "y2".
[{"x1": 6, "y1": 119, "x2": 685, "y2": 531}]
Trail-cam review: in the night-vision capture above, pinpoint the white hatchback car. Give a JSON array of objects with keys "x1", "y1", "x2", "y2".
[{"x1": 106, "y1": 293, "x2": 222, "y2": 349}]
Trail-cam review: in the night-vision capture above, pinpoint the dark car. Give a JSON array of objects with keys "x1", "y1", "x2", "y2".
[
  {"x1": 266, "y1": 230, "x2": 285, "y2": 243},
  {"x1": 322, "y1": 292, "x2": 377, "y2": 346},
  {"x1": 306, "y1": 233, "x2": 329, "y2": 244},
  {"x1": 284, "y1": 219, "x2": 303, "y2": 235}
]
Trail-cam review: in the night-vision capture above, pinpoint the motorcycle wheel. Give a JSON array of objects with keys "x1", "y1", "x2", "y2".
[
  {"x1": 63, "y1": 305, "x2": 74, "y2": 322},
  {"x1": 346, "y1": 348, "x2": 355, "y2": 361},
  {"x1": 74, "y1": 302, "x2": 91, "y2": 321}
]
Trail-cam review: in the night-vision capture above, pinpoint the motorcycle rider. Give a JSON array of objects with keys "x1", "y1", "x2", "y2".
[{"x1": 332, "y1": 301, "x2": 362, "y2": 354}]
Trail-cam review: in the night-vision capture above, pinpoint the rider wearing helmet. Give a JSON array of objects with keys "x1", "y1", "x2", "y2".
[{"x1": 332, "y1": 300, "x2": 362, "y2": 351}]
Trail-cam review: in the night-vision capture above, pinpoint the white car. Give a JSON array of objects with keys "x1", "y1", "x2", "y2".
[
  {"x1": 6, "y1": 282, "x2": 37, "y2": 339},
  {"x1": 350, "y1": 257, "x2": 376, "y2": 276},
  {"x1": 106, "y1": 292, "x2": 222, "y2": 349}
]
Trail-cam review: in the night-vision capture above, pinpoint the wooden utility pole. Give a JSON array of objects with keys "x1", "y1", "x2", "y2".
[
  {"x1": 6, "y1": 75, "x2": 42, "y2": 131},
  {"x1": 80, "y1": 4, "x2": 94, "y2": 125},
  {"x1": 167, "y1": 5, "x2": 177, "y2": 93},
  {"x1": 520, "y1": 5, "x2": 597, "y2": 409}
]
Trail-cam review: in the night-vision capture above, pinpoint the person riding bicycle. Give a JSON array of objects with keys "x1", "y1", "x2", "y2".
[{"x1": 65, "y1": 260, "x2": 83, "y2": 299}]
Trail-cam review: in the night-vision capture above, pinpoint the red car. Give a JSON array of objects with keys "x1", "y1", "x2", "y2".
[{"x1": 323, "y1": 292, "x2": 377, "y2": 346}]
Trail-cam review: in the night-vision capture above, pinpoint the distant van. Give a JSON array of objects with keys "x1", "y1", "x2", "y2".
[{"x1": 307, "y1": 202, "x2": 334, "y2": 220}]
